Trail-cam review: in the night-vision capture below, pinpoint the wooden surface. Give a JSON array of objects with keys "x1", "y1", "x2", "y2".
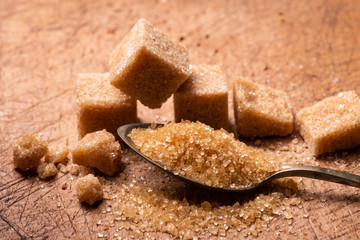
[{"x1": 1, "y1": 0, "x2": 360, "y2": 239}]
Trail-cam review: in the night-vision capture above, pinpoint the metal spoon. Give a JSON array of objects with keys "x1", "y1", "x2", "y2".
[{"x1": 118, "y1": 123, "x2": 360, "y2": 193}]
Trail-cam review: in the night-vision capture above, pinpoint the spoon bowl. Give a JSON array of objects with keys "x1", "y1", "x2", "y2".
[{"x1": 118, "y1": 123, "x2": 360, "y2": 193}]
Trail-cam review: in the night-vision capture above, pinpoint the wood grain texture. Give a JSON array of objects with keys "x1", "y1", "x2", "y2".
[{"x1": 1, "y1": 0, "x2": 360, "y2": 239}]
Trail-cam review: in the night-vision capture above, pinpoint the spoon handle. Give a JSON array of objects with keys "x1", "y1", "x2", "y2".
[{"x1": 268, "y1": 164, "x2": 360, "y2": 188}]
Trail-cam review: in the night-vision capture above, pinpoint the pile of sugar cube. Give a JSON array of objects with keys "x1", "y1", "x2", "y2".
[{"x1": 77, "y1": 18, "x2": 360, "y2": 156}]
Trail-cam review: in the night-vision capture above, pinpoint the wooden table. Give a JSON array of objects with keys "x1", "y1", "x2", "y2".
[{"x1": 1, "y1": 0, "x2": 360, "y2": 239}]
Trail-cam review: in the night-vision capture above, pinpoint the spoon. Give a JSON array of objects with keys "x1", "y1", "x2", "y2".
[{"x1": 118, "y1": 123, "x2": 360, "y2": 193}]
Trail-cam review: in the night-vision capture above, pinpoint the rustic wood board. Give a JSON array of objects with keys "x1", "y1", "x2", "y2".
[{"x1": 1, "y1": 0, "x2": 360, "y2": 239}]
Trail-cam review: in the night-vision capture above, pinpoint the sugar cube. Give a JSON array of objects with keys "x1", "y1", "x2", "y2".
[
  {"x1": 174, "y1": 65, "x2": 228, "y2": 130},
  {"x1": 109, "y1": 19, "x2": 190, "y2": 109},
  {"x1": 77, "y1": 73, "x2": 136, "y2": 138},
  {"x1": 233, "y1": 78, "x2": 293, "y2": 137},
  {"x1": 296, "y1": 91, "x2": 360, "y2": 156}
]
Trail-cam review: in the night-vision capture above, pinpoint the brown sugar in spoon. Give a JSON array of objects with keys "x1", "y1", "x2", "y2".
[{"x1": 118, "y1": 123, "x2": 360, "y2": 193}]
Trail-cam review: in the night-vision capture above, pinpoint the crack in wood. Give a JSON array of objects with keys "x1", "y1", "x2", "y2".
[{"x1": 0, "y1": 212, "x2": 27, "y2": 239}]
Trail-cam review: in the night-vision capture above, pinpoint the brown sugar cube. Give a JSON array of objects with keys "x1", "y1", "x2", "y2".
[
  {"x1": 13, "y1": 134, "x2": 48, "y2": 172},
  {"x1": 44, "y1": 144, "x2": 69, "y2": 165},
  {"x1": 174, "y1": 65, "x2": 229, "y2": 130},
  {"x1": 71, "y1": 130, "x2": 122, "y2": 176},
  {"x1": 76, "y1": 174, "x2": 103, "y2": 206},
  {"x1": 37, "y1": 163, "x2": 58, "y2": 179},
  {"x1": 296, "y1": 91, "x2": 360, "y2": 156},
  {"x1": 233, "y1": 78, "x2": 293, "y2": 137},
  {"x1": 109, "y1": 18, "x2": 190, "y2": 109},
  {"x1": 77, "y1": 73, "x2": 137, "y2": 138}
]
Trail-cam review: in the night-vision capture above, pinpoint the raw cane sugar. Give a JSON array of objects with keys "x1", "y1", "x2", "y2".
[
  {"x1": 66, "y1": 162, "x2": 95, "y2": 177},
  {"x1": 77, "y1": 73, "x2": 136, "y2": 138},
  {"x1": 110, "y1": 179, "x2": 300, "y2": 239},
  {"x1": 13, "y1": 134, "x2": 48, "y2": 172},
  {"x1": 71, "y1": 130, "x2": 122, "y2": 176},
  {"x1": 174, "y1": 64, "x2": 228, "y2": 130},
  {"x1": 37, "y1": 162, "x2": 58, "y2": 179},
  {"x1": 44, "y1": 144, "x2": 69, "y2": 165},
  {"x1": 109, "y1": 18, "x2": 190, "y2": 109},
  {"x1": 233, "y1": 77, "x2": 293, "y2": 138},
  {"x1": 296, "y1": 91, "x2": 360, "y2": 156},
  {"x1": 76, "y1": 174, "x2": 103, "y2": 206},
  {"x1": 129, "y1": 121, "x2": 280, "y2": 189}
]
